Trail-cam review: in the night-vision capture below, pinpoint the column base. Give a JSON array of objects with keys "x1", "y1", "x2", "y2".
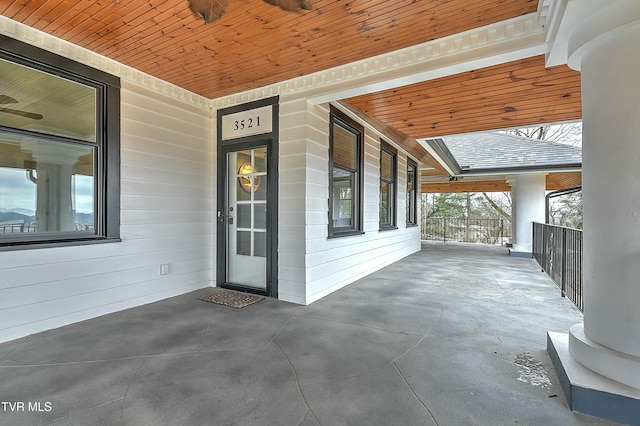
[
  {"x1": 547, "y1": 331, "x2": 640, "y2": 424},
  {"x1": 509, "y1": 243, "x2": 532, "y2": 258},
  {"x1": 569, "y1": 323, "x2": 640, "y2": 389},
  {"x1": 508, "y1": 249, "x2": 531, "y2": 258}
]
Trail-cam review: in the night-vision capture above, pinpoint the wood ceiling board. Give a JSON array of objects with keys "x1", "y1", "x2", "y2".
[
  {"x1": 547, "y1": 171, "x2": 582, "y2": 191},
  {"x1": 354, "y1": 69, "x2": 580, "y2": 113},
  {"x1": 421, "y1": 168, "x2": 447, "y2": 177},
  {"x1": 89, "y1": 3, "x2": 194, "y2": 55},
  {"x1": 1, "y1": 0, "x2": 539, "y2": 99},
  {"x1": 347, "y1": 56, "x2": 582, "y2": 139},
  {"x1": 398, "y1": 98, "x2": 581, "y2": 132},
  {"x1": 356, "y1": 91, "x2": 582, "y2": 129},
  {"x1": 0, "y1": 0, "x2": 31, "y2": 17},
  {"x1": 422, "y1": 180, "x2": 512, "y2": 193},
  {"x1": 30, "y1": 1, "x2": 112, "y2": 31},
  {"x1": 421, "y1": 172, "x2": 583, "y2": 194}
]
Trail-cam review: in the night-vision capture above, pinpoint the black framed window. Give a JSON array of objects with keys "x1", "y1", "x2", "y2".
[
  {"x1": 328, "y1": 107, "x2": 363, "y2": 237},
  {"x1": 379, "y1": 141, "x2": 397, "y2": 230},
  {"x1": 407, "y1": 159, "x2": 418, "y2": 226},
  {"x1": 0, "y1": 36, "x2": 120, "y2": 249}
]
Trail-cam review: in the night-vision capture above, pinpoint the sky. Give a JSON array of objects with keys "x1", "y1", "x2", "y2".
[{"x1": 0, "y1": 167, "x2": 94, "y2": 214}]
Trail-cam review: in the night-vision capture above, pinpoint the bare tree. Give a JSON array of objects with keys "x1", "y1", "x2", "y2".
[
  {"x1": 487, "y1": 122, "x2": 583, "y2": 225},
  {"x1": 423, "y1": 122, "x2": 583, "y2": 241},
  {"x1": 481, "y1": 192, "x2": 511, "y2": 220},
  {"x1": 503, "y1": 122, "x2": 582, "y2": 147}
]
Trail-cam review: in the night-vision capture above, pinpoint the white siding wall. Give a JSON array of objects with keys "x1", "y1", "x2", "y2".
[
  {"x1": 0, "y1": 80, "x2": 213, "y2": 343},
  {"x1": 277, "y1": 97, "x2": 421, "y2": 304},
  {"x1": 277, "y1": 98, "x2": 311, "y2": 304},
  {"x1": 0, "y1": 19, "x2": 421, "y2": 342}
]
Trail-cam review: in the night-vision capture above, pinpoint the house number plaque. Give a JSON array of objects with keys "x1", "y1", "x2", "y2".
[{"x1": 221, "y1": 104, "x2": 273, "y2": 140}]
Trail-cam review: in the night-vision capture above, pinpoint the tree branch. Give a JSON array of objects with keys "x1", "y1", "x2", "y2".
[{"x1": 482, "y1": 192, "x2": 511, "y2": 220}]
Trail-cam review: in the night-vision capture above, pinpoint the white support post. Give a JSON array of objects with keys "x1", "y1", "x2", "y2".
[
  {"x1": 546, "y1": 1, "x2": 640, "y2": 423},
  {"x1": 507, "y1": 173, "x2": 546, "y2": 257}
]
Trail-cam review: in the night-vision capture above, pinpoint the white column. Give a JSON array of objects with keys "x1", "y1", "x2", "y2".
[
  {"x1": 509, "y1": 190, "x2": 517, "y2": 247},
  {"x1": 26, "y1": 143, "x2": 80, "y2": 233},
  {"x1": 507, "y1": 174, "x2": 546, "y2": 256},
  {"x1": 565, "y1": 1, "x2": 640, "y2": 389},
  {"x1": 35, "y1": 163, "x2": 75, "y2": 232}
]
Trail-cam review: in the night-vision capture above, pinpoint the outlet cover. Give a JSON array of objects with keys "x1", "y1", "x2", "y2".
[{"x1": 160, "y1": 264, "x2": 170, "y2": 275}]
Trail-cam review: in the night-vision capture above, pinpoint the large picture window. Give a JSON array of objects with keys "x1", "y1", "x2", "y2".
[
  {"x1": 379, "y1": 141, "x2": 397, "y2": 230},
  {"x1": 0, "y1": 36, "x2": 120, "y2": 248},
  {"x1": 407, "y1": 159, "x2": 418, "y2": 226},
  {"x1": 328, "y1": 107, "x2": 363, "y2": 237}
]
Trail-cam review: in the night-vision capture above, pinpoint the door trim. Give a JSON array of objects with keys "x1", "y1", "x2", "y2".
[{"x1": 216, "y1": 97, "x2": 279, "y2": 298}]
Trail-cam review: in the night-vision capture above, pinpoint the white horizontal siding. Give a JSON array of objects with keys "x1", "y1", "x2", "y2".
[
  {"x1": 277, "y1": 98, "x2": 310, "y2": 304},
  {"x1": 0, "y1": 80, "x2": 213, "y2": 343},
  {"x1": 275, "y1": 99, "x2": 421, "y2": 304},
  {"x1": 1, "y1": 56, "x2": 423, "y2": 341}
]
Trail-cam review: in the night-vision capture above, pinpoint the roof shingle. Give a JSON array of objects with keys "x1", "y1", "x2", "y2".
[{"x1": 429, "y1": 132, "x2": 582, "y2": 173}]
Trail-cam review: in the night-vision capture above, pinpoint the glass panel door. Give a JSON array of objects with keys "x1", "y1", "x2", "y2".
[{"x1": 225, "y1": 147, "x2": 268, "y2": 289}]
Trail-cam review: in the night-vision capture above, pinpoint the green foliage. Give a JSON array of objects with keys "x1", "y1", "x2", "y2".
[
  {"x1": 424, "y1": 192, "x2": 511, "y2": 220},
  {"x1": 425, "y1": 193, "x2": 467, "y2": 218}
]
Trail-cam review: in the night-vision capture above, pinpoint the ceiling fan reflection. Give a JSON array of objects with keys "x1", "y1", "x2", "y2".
[{"x1": 0, "y1": 95, "x2": 43, "y2": 121}]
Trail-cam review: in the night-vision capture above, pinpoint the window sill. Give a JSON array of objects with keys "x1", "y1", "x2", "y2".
[
  {"x1": 379, "y1": 226, "x2": 398, "y2": 232},
  {"x1": 0, "y1": 237, "x2": 121, "y2": 252},
  {"x1": 328, "y1": 230, "x2": 365, "y2": 239}
]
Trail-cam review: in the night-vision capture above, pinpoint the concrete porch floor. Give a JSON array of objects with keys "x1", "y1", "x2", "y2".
[{"x1": 0, "y1": 242, "x2": 620, "y2": 425}]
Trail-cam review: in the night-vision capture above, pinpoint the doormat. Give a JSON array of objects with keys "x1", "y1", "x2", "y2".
[{"x1": 197, "y1": 290, "x2": 263, "y2": 309}]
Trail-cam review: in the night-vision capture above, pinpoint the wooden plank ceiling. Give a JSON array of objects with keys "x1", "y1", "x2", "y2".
[
  {"x1": 421, "y1": 171, "x2": 583, "y2": 193},
  {"x1": 344, "y1": 55, "x2": 582, "y2": 140},
  {"x1": 1, "y1": 0, "x2": 538, "y2": 99},
  {"x1": 1, "y1": 0, "x2": 583, "y2": 192}
]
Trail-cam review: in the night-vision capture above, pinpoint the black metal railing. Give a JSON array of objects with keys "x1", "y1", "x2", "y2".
[
  {"x1": 0, "y1": 221, "x2": 31, "y2": 233},
  {"x1": 532, "y1": 222, "x2": 583, "y2": 312},
  {"x1": 0, "y1": 222, "x2": 89, "y2": 233},
  {"x1": 421, "y1": 217, "x2": 510, "y2": 245}
]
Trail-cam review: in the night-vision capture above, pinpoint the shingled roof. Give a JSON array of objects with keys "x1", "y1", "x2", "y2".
[{"x1": 423, "y1": 132, "x2": 582, "y2": 175}]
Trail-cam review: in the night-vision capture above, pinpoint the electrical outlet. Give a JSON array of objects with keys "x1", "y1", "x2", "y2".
[{"x1": 160, "y1": 264, "x2": 170, "y2": 275}]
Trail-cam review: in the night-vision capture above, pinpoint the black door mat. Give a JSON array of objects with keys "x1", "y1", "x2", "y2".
[{"x1": 197, "y1": 290, "x2": 263, "y2": 309}]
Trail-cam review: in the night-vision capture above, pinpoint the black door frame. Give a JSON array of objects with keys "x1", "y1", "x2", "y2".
[{"x1": 216, "y1": 97, "x2": 279, "y2": 298}]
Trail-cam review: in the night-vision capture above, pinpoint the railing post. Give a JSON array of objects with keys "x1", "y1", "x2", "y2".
[
  {"x1": 541, "y1": 224, "x2": 547, "y2": 272},
  {"x1": 561, "y1": 227, "x2": 567, "y2": 298},
  {"x1": 443, "y1": 218, "x2": 447, "y2": 242},
  {"x1": 532, "y1": 222, "x2": 537, "y2": 260},
  {"x1": 532, "y1": 223, "x2": 583, "y2": 313}
]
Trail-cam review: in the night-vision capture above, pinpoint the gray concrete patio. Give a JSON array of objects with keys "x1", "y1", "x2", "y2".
[{"x1": 0, "y1": 242, "x2": 619, "y2": 425}]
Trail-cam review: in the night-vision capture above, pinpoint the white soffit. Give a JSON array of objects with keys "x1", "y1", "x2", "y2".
[{"x1": 546, "y1": 0, "x2": 640, "y2": 68}]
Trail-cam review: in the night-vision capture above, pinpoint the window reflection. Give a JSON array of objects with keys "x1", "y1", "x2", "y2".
[
  {"x1": 0, "y1": 133, "x2": 95, "y2": 234},
  {"x1": 0, "y1": 58, "x2": 97, "y2": 142}
]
